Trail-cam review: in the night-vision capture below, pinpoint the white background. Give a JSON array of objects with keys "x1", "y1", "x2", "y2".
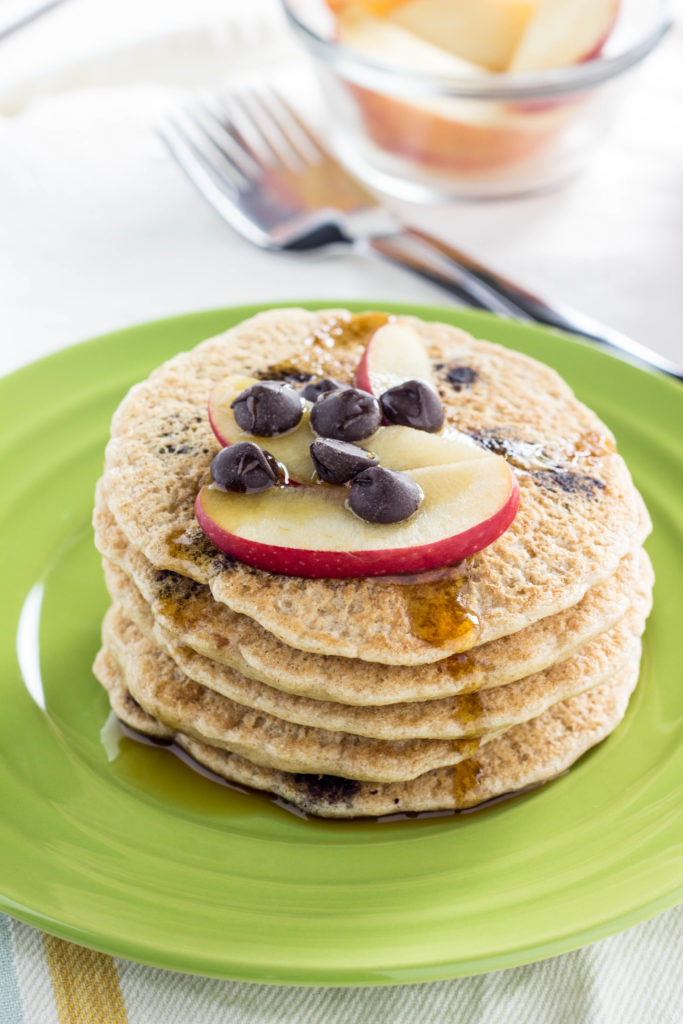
[{"x1": 0, "y1": 0, "x2": 682, "y2": 377}]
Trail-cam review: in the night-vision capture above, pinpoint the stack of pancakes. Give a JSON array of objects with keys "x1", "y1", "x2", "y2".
[{"x1": 93, "y1": 308, "x2": 653, "y2": 818}]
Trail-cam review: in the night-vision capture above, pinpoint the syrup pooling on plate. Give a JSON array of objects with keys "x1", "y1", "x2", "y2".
[{"x1": 109, "y1": 720, "x2": 536, "y2": 827}]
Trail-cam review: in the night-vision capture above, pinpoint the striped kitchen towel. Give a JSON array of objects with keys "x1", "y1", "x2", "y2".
[{"x1": 1, "y1": 908, "x2": 681, "y2": 1024}]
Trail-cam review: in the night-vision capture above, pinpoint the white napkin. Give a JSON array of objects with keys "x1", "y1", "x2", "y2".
[{"x1": 0, "y1": 0, "x2": 290, "y2": 112}]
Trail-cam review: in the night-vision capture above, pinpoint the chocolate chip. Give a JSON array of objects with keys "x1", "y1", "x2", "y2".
[
  {"x1": 210, "y1": 442, "x2": 281, "y2": 493},
  {"x1": 300, "y1": 378, "x2": 348, "y2": 403},
  {"x1": 310, "y1": 438, "x2": 378, "y2": 484},
  {"x1": 532, "y1": 468, "x2": 605, "y2": 499},
  {"x1": 310, "y1": 387, "x2": 381, "y2": 442},
  {"x1": 380, "y1": 380, "x2": 444, "y2": 433},
  {"x1": 231, "y1": 381, "x2": 303, "y2": 437},
  {"x1": 347, "y1": 466, "x2": 423, "y2": 524},
  {"x1": 297, "y1": 774, "x2": 362, "y2": 806},
  {"x1": 254, "y1": 365, "x2": 313, "y2": 384},
  {"x1": 445, "y1": 365, "x2": 478, "y2": 390}
]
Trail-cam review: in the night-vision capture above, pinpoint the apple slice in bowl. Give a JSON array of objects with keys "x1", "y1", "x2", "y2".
[
  {"x1": 508, "y1": 0, "x2": 620, "y2": 72},
  {"x1": 209, "y1": 374, "x2": 317, "y2": 484},
  {"x1": 196, "y1": 453, "x2": 519, "y2": 578}
]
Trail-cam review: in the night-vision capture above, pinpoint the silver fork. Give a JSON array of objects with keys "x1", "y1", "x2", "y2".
[{"x1": 157, "y1": 87, "x2": 682, "y2": 382}]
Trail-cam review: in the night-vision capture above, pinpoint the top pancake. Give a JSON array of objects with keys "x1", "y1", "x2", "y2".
[{"x1": 102, "y1": 308, "x2": 646, "y2": 665}]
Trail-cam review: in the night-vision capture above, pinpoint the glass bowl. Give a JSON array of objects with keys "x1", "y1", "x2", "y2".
[{"x1": 281, "y1": 0, "x2": 672, "y2": 200}]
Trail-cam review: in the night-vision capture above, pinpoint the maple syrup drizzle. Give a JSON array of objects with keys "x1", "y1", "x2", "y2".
[
  {"x1": 444, "y1": 651, "x2": 474, "y2": 680},
  {"x1": 368, "y1": 563, "x2": 479, "y2": 650},
  {"x1": 162, "y1": 524, "x2": 216, "y2": 577},
  {"x1": 165, "y1": 526, "x2": 197, "y2": 560},
  {"x1": 257, "y1": 314, "x2": 391, "y2": 387},
  {"x1": 452, "y1": 757, "x2": 485, "y2": 804},
  {"x1": 305, "y1": 311, "x2": 390, "y2": 352},
  {"x1": 401, "y1": 576, "x2": 480, "y2": 647},
  {"x1": 566, "y1": 430, "x2": 616, "y2": 461},
  {"x1": 154, "y1": 594, "x2": 201, "y2": 634},
  {"x1": 452, "y1": 737, "x2": 480, "y2": 759},
  {"x1": 453, "y1": 691, "x2": 486, "y2": 730}
]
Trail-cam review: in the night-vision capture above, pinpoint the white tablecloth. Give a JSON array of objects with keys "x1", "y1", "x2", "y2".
[{"x1": 0, "y1": 2, "x2": 680, "y2": 1021}]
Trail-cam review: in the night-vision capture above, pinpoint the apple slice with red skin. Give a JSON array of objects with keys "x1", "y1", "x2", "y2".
[
  {"x1": 355, "y1": 321, "x2": 435, "y2": 397},
  {"x1": 196, "y1": 455, "x2": 519, "y2": 578},
  {"x1": 209, "y1": 374, "x2": 317, "y2": 484},
  {"x1": 508, "y1": 0, "x2": 620, "y2": 72}
]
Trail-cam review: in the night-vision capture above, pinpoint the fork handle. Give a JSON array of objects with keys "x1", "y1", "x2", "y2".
[{"x1": 368, "y1": 229, "x2": 683, "y2": 382}]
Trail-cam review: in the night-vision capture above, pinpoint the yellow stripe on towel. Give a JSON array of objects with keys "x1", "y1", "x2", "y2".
[{"x1": 44, "y1": 934, "x2": 128, "y2": 1024}]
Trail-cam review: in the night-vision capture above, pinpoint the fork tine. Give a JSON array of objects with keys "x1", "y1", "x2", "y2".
[
  {"x1": 226, "y1": 90, "x2": 292, "y2": 170},
  {"x1": 241, "y1": 89, "x2": 304, "y2": 172},
  {"x1": 205, "y1": 90, "x2": 269, "y2": 173},
  {"x1": 193, "y1": 95, "x2": 262, "y2": 179},
  {"x1": 156, "y1": 116, "x2": 270, "y2": 247},
  {"x1": 162, "y1": 114, "x2": 243, "y2": 186},
  {"x1": 263, "y1": 88, "x2": 325, "y2": 164},
  {"x1": 158, "y1": 84, "x2": 379, "y2": 253}
]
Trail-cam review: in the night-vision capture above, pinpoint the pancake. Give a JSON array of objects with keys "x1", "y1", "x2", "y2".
[
  {"x1": 95, "y1": 651, "x2": 641, "y2": 818},
  {"x1": 99, "y1": 608, "x2": 501, "y2": 783},
  {"x1": 94, "y1": 496, "x2": 649, "y2": 705},
  {"x1": 102, "y1": 556, "x2": 652, "y2": 740},
  {"x1": 101, "y1": 307, "x2": 646, "y2": 665}
]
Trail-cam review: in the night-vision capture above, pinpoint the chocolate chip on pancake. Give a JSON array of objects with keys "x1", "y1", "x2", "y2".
[{"x1": 443, "y1": 365, "x2": 478, "y2": 391}]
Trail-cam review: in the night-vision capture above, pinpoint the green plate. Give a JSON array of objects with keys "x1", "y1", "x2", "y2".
[{"x1": 0, "y1": 303, "x2": 681, "y2": 985}]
